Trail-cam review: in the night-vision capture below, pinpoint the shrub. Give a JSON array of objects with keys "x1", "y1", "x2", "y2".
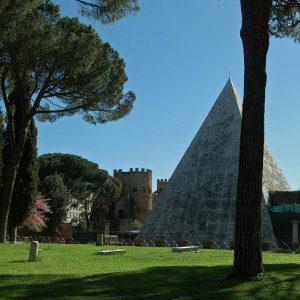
[
  {"x1": 154, "y1": 239, "x2": 165, "y2": 247},
  {"x1": 177, "y1": 240, "x2": 189, "y2": 247},
  {"x1": 261, "y1": 241, "x2": 273, "y2": 251},
  {"x1": 202, "y1": 240, "x2": 213, "y2": 249},
  {"x1": 133, "y1": 238, "x2": 145, "y2": 246}
]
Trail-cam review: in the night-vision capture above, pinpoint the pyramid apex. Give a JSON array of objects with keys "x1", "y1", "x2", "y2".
[{"x1": 224, "y1": 77, "x2": 235, "y2": 90}]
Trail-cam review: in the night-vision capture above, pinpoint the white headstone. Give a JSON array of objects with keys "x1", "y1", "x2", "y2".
[{"x1": 29, "y1": 241, "x2": 39, "y2": 262}]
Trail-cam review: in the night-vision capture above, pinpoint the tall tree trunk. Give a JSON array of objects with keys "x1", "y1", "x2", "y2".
[
  {"x1": 8, "y1": 225, "x2": 17, "y2": 243},
  {"x1": 8, "y1": 120, "x2": 38, "y2": 242},
  {"x1": 232, "y1": 0, "x2": 272, "y2": 278},
  {"x1": 0, "y1": 126, "x2": 29, "y2": 243}
]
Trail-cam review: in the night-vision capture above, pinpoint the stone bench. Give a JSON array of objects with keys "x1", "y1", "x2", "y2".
[
  {"x1": 97, "y1": 249, "x2": 127, "y2": 255},
  {"x1": 172, "y1": 246, "x2": 201, "y2": 253}
]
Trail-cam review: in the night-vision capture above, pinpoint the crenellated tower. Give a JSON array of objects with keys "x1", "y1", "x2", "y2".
[{"x1": 113, "y1": 168, "x2": 153, "y2": 224}]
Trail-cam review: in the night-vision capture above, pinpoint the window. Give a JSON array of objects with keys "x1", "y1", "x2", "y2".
[{"x1": 132, "y1": 186, "x2": 137, "y2": 192}]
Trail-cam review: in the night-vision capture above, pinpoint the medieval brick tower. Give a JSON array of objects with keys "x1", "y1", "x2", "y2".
[{"x1": 113, "y1": 168, "x2": 153, "y2": 225}]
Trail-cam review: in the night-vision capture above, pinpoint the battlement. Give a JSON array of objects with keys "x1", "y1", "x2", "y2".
[
  {"x1": 157, "y1": 179, "x2": 168, "y2": 183},
  {"x1": 113, "y1": 168, "x2": 152, "y2": 176}
]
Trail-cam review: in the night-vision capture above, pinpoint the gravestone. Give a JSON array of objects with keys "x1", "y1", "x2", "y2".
[
  {"x1": 104, "y1": 221, "x2": 110, "y2": 236},
  {"x1": 96, "y1": 233, "x2": 104, "y2": 246},
  {"x1": 29, "y1": 241, "x2": 39, "y2": 262}
]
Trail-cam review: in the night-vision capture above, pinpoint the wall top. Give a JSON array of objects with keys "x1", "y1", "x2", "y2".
[{"x1": 114, "y1": 168, "x2": 152, "y2": 175}]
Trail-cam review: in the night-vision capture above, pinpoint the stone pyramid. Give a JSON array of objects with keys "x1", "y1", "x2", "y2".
[{"x1": 139, "y1": 79, "x2": 290, "y2": 244}]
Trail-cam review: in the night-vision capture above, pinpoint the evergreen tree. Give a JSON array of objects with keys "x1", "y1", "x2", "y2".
[
  {"x1": 39, "y1": 173, "x2": 71, "y2": 236},
  {"x1": 7, "y1": 120, "x2": 38, "y2": 242},
  {"x1": 0, "y1": 1, "x2": 135, "y2": 242},
  {"x1": 38, "y1": 153, "x2": 120, "y2": 230},
  {"x1": 76, "y1": 0, "x2": 139, "y2": 24}
]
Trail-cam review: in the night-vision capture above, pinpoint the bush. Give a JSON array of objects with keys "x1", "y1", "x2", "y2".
[
  {"x1": 261, "y1": 241, "x2": 272, "y2": 251},
  {"x1": 133, "y1": 238, "x2": 145, "y2": 246},
  {"x1": 132, "y1": 220, "x2": 143, "y2": 230},
  {"x1": 202, "y1": 240, "x2": 213, "y2": 249},
  {"x1": 154, "y1": 239, "x2": 165, "y2": 247},
  {"x1": 177, "y1": 240, "x2": 189, "y2": 247}
]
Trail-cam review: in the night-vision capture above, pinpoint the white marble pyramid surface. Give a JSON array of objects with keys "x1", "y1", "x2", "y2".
[{"x1": 139, "y1": 79, "x2": 290, "y2": 243}]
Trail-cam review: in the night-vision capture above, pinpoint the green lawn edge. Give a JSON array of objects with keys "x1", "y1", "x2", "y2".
[{"x1": 1, "y1": 243, "x2": 300, "y2": 300}]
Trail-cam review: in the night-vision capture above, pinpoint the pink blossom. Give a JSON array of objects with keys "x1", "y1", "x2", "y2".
[{"x1": 23, "y1": 196, "x2": 52, "y2": 232}]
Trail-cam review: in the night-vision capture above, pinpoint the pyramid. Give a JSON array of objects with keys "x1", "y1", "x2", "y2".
[{"x1": 139, "y1": 79, "x2": 290, "y2": 243}]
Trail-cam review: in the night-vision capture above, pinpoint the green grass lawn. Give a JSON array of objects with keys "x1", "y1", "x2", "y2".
[{"x1": 1, "y1": 243, "x2": 300, "y2": 299}]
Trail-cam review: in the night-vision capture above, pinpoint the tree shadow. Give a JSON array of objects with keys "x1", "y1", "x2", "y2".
[{"x1": 1, "y1": 264, "x2": 300, "y2": 299}]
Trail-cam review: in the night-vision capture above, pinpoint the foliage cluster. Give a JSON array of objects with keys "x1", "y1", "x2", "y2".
[
  {"x1": 38, "y1": 153, "x2": 121, "y2": 233},
  {"x1": 0, "y1": 0, "x2": 136, "y2": 242}
]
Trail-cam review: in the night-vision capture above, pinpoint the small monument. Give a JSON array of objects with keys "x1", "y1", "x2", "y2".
[
  {"x1": 96, "y1": 233, "x2": 104, "y2": 246},
  {"x1": 29, "y1": 241, "x2": 39, "y2": 262},
  {"x1": 104, "y1": 220, "x2": 110, "y2": 236}
]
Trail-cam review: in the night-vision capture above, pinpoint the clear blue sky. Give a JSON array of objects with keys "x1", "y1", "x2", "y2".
[{"x1": 37, "y1": 0, "x2": 300, "y2": 190}]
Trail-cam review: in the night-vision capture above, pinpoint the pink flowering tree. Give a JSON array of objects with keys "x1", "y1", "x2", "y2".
[{"x1": 23, "y1": 196, "x2": 52, "y2": 233}]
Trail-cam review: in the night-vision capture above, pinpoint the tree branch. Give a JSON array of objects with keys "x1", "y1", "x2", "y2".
[
  {"x1": 75, "y1": 0, "x2": 101, "y2": 9},
  {"x1": 1, "y1": 67, "x2": 16, "y2": 146},
  {"x1": 28, "y1": 70, "x2": 53, "y2": 120},
  {"x1": 36, "y1": 103, "x2": 112, "y2": 114}
]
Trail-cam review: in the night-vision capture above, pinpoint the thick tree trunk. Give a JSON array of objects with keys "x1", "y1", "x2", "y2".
[
  {"x1": 8, "y1": 225, "x2": 17, "y2": 243},
  {"x1": 0, "y1": 160, "x2": 19, "y2": 243},
  {"x1": 232, "y1": 0, "x2": 272, "y2": 278},
  {"x1": 0, "y1": 126, "x2": 29, "y2": 243}
]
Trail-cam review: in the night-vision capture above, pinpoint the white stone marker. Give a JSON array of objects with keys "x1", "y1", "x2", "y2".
[
  {"x1": 104, "y1": 221, "x2": 110, "y2": 236},
  {"x1": 96, "y1": 233, "x2": 104, "y2": 246},
  {"x1": 29, "y1": 241, "x2": 39, "y2": 262}
]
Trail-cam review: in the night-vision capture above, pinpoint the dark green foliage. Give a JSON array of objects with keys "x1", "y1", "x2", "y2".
[
  {"x1": 39, "y1": 173, "x2": 70, "y2": 235},
  {"x1": 0, "y1": 0, "x2": 135, "y2": 242},
  {"x1": 270, "y1": 0, "x2": 300, "y2": 41},
  {"x1": 38, "y1": 153, "x2": 121, "y2": 230},
  {"x1": 39, "y1": 153, "x2": 107, "y2": 188},
  {"x1": 90, "y1": 176, "x2": 121, "y2": 230},
  {"x1": 0, "y1": 1, "x2": 135, "y2": 124},
  {"x1": 76, "y1": 0, "x2": 139, "y2": 24},
  {"x1": 7, "y1": 120, "x2": 39, "y2": 229}
]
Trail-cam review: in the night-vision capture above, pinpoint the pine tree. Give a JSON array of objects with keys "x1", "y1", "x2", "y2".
[
  {"x1": 233, "y1": 0, "x2": 300, "y2": 278},
  {"x1": 0, "y1": 1, "x2": 135, "y2": 242}
]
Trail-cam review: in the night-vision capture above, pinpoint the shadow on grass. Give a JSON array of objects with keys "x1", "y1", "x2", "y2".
[{"x1": 1, "y1": 264, "x2": 300, "y2": 299}]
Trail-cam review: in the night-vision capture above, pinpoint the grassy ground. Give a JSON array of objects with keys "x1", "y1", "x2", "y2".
[{"x1": 1, "y1": 243, "x2": 300, "y2": 299}]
